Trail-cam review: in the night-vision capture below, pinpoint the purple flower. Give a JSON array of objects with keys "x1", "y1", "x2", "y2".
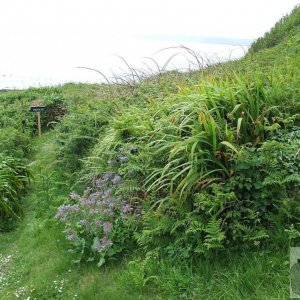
[
  {"x1": 103, "y1": 188, "x2": 113, "y2": 198},
  {"x1": 95, "y1": 178, "x2": 105, "y2": 188},
  {"x1": 104, "y1": 172, "x2": 114, "y2": 181},
  {"x1": 65, "y1": 228, "x2": 78, "y2": 241},
  {"x1": 55, "y1": 204, "x2": 82, "y2": 222},
  {"x1": 89, "y1": 208, "x2": 98, "y2": 215},
  {"x1": 70, "y1": 191, "x2": 81, "y2": 201},
  {"x1": 103, "y1": 222, "x2": 113, "y2": 234},
  {"x1": 103, "y1": 197, "x2": 115, "y2": 209},
  {"x1": 80, "y1": 219, "x2": 90, "y2": 227},
  {"x1": 121, "y1": 203, "x2": 132, "y2": 214},
  {"x1": 93, "y1": 237, "x2": 113, "y2": 252},
  {"x1": 101, "y1": 237, "x2": 113, "y2": 249},
  {"x1": 111, "y1": 175, "x2": 121, "y2": 185},
  {"x1": 83, "y1": 187, "x2": 92, "y2": 198},
  {"x1": 89, "y1": 192, "x2": 102, "y2": 202}
]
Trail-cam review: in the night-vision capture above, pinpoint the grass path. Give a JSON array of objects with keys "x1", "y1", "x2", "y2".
[{"x1": 0, "y1": 132, "x2": 157, "y2": 300}]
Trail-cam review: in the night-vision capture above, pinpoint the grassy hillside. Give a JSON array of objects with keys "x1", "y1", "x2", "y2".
[
  {"x1": 0, "y1": 6, "x2": 300, "y2": 299},
  {"x1": 250, "y1": 4, "x2": 300, "y2": 52}
]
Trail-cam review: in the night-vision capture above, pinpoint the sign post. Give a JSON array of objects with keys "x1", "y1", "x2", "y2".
[
  {"x1": 37, "y1": 111, "x2": 41, "y2": 138},
  {"x1": 30, "y1": 99, "x2": 46, "y2": 138}
]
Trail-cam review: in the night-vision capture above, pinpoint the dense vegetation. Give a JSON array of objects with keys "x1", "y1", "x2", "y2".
[
  {"x1": 0, "y1": 155, "x2": 31, "y2": 227},
  {"x1": 0, "y1": 6, "x2": 300, "y2": 299},
  {"x1": 250, "y1": 4, "x2": 300, "y2": 52}
]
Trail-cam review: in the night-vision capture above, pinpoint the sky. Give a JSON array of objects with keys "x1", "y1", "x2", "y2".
[{"x1": 0, "y1": 0, "x2": 299, "y2": 89}]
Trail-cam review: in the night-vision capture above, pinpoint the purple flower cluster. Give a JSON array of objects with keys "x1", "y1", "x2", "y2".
[
  {"x1": 112, "y1": 175, "x2": 121, "y2": 185},
  {"x1": 107, "y1": 146, "x2": 138, "y2": 167},
  {"x1": 95, "y1": 172, "x2": 122, "y2": 189},
  {"x1": 56, "y1": 172, "x2": 133, "y2": 264},
  {"x1": 103, "y1": 222, "x2": 113, "y2": 233},
  {"x1": 93, "y1": 237, "x2": 113, "y2": 252},
  {"x1": 70, "y1": 191, "x2": 81, "y2": 201},
  {"x1": 55, "y1": 204, "x2": 82, "y2": 222},
  {"x1": 121, "y1": 203, "x2": 133, "y2": 215},
  {"x1": 65, "y1": 228, "x2": 78, "y2": 241}
]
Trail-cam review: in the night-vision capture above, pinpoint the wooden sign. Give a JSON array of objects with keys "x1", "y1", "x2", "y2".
[
  {"x1": 30, "y1": 106, "x2": 46, "y2": 112},
  {"x1": 29, "y1": 99, "x2": 45, "y2": 138}
]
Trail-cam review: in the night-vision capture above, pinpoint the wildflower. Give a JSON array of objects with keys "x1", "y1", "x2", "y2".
[
  {"x1": 101, "y1": 237, "x2": 113, "y2": 249},
  {"x1": 103, "y1": 188, "x2": 113, "y2": 198},
  {"x1": 104, "y1": 197, "x2": 115, "y2": 209},
  {"x1": 103, "y1": 172, "x2": 114, "y2": 181},
  {"x1": 95, "y1": 178, "x2": 105, "y2": 188},
  {"x1": 89, "y1": 208, "x2": 98, "y2": 215},
  {"x1": 103, "y1": 222, "x2": 113, "y2": 234},
  {"x1": 121, "y1": 203, "x2": 132, "y2": 214},
  {"x1": 89, "y1": 192, "x2": 101, "y2": 203},
  {"x1": 112, "y1": 174, "x2": 121, "y2": 185},
  {"x1": 65, "y1": 228, "x2": 78, "y2": 241},
  {"x1": 55, "y1": 204, "x2": 82, "y2": 222},
  {"x1": 69, "y1": 191, "x2": 80, "y2": 201},
  {"x1": 79, "y1": 219, "x2": 90, "y2": 227},
  {"x1": 83, "y1": 187, "x2": 92, "y2": 198}
]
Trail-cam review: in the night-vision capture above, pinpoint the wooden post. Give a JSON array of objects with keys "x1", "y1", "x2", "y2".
[
  {"x1": 30, "y1": 99, "x2": 45, "y2": 137},
  {"x1": 37, "y1": 111, "x2": 41, "y2": 138}
]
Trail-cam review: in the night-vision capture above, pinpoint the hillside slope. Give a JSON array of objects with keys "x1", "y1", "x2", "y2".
[{"x1": 1, "y1": 7, "x2": 300, "y2": 299}]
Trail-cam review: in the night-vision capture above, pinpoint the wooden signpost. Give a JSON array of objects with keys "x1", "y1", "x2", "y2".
[{"x1": 30, "y1": 99, "x2": 46, "y2": 138}]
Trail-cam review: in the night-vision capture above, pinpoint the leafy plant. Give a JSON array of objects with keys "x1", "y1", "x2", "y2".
[{"x1": 0, "y1": 155, "x2": 31, "y2": 223}]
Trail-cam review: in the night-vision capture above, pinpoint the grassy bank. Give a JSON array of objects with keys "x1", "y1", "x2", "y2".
[{"x1": 1, "y1": 6, "x2": 300, "y2": 299}]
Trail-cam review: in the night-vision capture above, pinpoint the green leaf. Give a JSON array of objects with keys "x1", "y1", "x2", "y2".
[{"x1": 220, "y1": 141, "x2": 239, "y2": 154}]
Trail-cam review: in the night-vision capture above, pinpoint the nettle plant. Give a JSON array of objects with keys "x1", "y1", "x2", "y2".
[{"x1": 56, "y1": 172, "x2": 135, "y2": 267}]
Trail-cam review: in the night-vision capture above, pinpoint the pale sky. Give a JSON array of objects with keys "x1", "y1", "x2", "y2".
[{"x1": 0, "y1": 0, "x2": 299, "y2": 89}]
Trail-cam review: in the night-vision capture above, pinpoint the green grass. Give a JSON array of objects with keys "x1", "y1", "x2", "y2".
[{"x1": 120, "y1": 250, "x2": 290, "y2": 299}]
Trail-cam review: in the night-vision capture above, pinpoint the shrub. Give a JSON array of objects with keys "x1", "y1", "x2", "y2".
[
  {"x1": 135, "y1": 136, "x2": 300, "y2": 258},
  {"x1": 55, "y1": 99, "x2": 112, "y2": 173},
  {"x1": 79, "y1": 69, "x2": 300, "y2": 262},
  {"x1": 0, "y1": 128, "x2": 32, "y2": 158}
]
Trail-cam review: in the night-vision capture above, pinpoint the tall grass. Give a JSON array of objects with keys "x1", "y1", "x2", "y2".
[{"x1": 0, "y1": 155, "x2": 31, "y2": 221}]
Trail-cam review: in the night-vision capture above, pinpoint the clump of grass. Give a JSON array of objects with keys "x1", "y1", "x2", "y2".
[{"x1": 0, "y1": 155, "x2": 31, "y2": 224}]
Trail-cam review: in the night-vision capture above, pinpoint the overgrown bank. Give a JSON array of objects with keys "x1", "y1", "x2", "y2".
[{"x1": 0, "y1": 6, "x2": 300, "y2": 299}]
